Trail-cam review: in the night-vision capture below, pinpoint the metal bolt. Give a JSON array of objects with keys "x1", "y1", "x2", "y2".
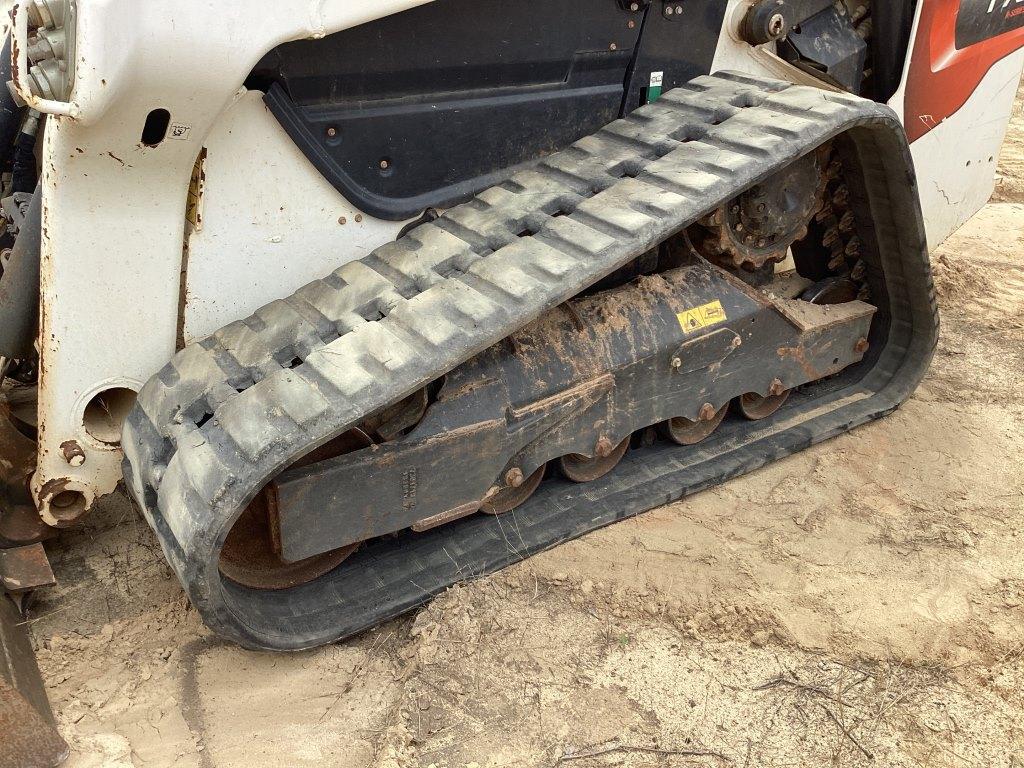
[
  {"x1": 767, "y1": 12, "x2": 786, "y2": 37},
  {"x1": 338, "y1": 216, "x2": 347, "y2": 225},
  {"x1": 698, "y1": 403, "x2": 716, "y2": 422},
  {"x1": 60, "y1": 440, "x2": 86, "y2": 467},
  {"x1": 731, "y1": 336, "x2": 743, "y2": 348},
  {"x1": 355, "y1": 214, "x2": 363, "y2": 222},
  {"x1": 768, "y1": 378, "x2": 786, "y2": 397},
  {"x1": 326, "y1": 127, "x2": 337, "y2": 138},
  {"x1": 595, "y1": 437, "x2": 615, "y2": 458},
  {"x1": 675, "y1": 5, "x2": 683, "y2": 13},
  {"x1": 664, "y1": 5, "x2": 673, "y2": 15},
  {"x1": 609, "y1": 42, "x2": 618, "y2": 50},
  {"x1": 854, "y1": 337, "x2": 869, "y2": 354},
  {"x1": 671, "y1": 356, "x2": 682, "y2": 369},
  {"x1": 379, "y1": 158, "x2": 390, "y2": 170},
  {"x1": 630, "y1": 1, "x2": 639, "y2": 10},
  {"x1": 505, "y1": 467, "x2": 524, "y2": 488},
  {"x1": 628, "y1": 19, "x2": 636, "y2": 28}
]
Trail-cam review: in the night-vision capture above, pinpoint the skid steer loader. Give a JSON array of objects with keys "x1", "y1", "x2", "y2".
[{"x1": 1, "y1": 0, "x2": 1023, "y2": 754}]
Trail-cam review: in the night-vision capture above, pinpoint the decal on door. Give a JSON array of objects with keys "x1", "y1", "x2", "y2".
[
  {"x1": 904, "y1": 0, "x2": 1024, "y2": 142},
  {"x1": 957, "y1": 0, "x2": 1024, "y2": 48}
]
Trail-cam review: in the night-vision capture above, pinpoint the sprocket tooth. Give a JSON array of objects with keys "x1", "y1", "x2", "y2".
[
  {"x1": 828, "y1": 252, "x2": 848, "y2": 272},
  {"x1": 844, "y1": 235, "x2": 861, "y2": 258}
]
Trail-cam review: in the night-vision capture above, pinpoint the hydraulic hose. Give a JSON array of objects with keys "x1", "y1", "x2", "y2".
[
  {"x1": 0, "y1": 185, "x2": 41, "y2": 359},
  {"x1": 0, "y1": 33, "x2": 21, "y2": 162}
]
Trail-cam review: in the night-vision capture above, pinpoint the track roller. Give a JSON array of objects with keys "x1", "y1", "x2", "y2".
[
  {"x1": 558, "y1": 436, "x2": 630, "y2": 483},
  {"x1": 735, "y1": 381, "x2": 791, "y2": 420},
  {"x1": 481, "y1": 464, "x2": 546, "y2": 515},
  {"x1": 659, "y1": 403, "x2": 729, "y2": 445}
]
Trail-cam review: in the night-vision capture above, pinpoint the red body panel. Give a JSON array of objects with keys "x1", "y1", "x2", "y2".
[{"x1": 904, "y1": 0, "x2": 1024, "y2": 143}]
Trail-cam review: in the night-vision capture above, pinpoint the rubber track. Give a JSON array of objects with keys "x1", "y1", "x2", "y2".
[{"x1": 122, "y1": 73, "x2": 936, "y2": 650}]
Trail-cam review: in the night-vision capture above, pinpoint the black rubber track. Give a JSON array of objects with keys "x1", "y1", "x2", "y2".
[{"x1": 123, "y1": 73, "x2": 937, "y2": 650}]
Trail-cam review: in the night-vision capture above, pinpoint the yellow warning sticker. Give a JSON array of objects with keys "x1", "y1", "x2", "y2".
[{"x1": 677, "y1": 300, "x2": 727, "y2": 334}]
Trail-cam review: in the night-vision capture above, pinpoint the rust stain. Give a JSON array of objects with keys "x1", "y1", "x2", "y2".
[{"x1": 777, "y1": 345, "x2": 820, "y2": 380}]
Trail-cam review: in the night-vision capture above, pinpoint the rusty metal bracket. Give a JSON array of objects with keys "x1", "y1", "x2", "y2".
[
  {"x1": 1, "y1": 594, "x2": 69, "y2": 768},
  {"x1": 0, "y1": 393, "x2": 53, "y2": 549},
  {"x1": 0, "y1": 544, "x2": 56, "y2": 595}
]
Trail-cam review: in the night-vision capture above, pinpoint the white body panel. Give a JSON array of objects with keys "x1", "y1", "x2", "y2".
[
  {"x1": 182, "y1": 92, "x2": 409, "y2": 344},
  {"x1": 32, "y1": 0, "x2": 433, "y2": 520},
  {"x1": 886, "y1": 1, "x2": 1024, "y2": 249},
  {"x1": 903, "y1": 50, "x2": 1024, "y2": 249}
]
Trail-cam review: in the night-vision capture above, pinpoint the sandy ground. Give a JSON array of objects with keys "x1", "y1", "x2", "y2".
[{"x1": 24, "y1": 82, "x2": 1024, "y2": 768}]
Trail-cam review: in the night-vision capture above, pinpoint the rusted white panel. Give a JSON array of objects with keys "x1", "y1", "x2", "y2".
[
  {"x1": 181, "y1": 92, "x2": 409, "y2": 344},
  {"x1": 33, "y1": 0, "x2": 435, "y2": 519}
]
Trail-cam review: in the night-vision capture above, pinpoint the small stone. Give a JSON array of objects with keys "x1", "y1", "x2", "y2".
[
  {"x1": 581, "y1": 580, "x2": 594, "y2": 595},
  {"x1": 751, "y1": 630, "x2": 770, "y2": 647}
]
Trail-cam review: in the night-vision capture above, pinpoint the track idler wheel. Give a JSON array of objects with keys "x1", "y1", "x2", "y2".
[
  {"x1": 659, "y1": 402, "x2": 729, "y2": 445},
  {"x1": 557, "y1": 436, "x2": 630, "y2": 483},
  {"x1": 218, "y1": 428, "x2": 373, "y2": 590},
  {"x1": 735, "y1": 379, "x2": 791, "y2": 420},
  {"x1": 219, "y1": 388, "x2": 433, "y2": 590},
  {"x1": 481, "y1": 463, "x2": 546, "y2": 515}
]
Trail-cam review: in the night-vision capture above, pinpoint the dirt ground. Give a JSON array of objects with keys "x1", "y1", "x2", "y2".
[{"x1": 25, "y1": 82, "x2": 1024, "y2": 768}]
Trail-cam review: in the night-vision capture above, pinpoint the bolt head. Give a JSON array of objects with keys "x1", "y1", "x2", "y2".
[
  {"x1": 609, "y1": 42, "x2": 618, "y2": 50},
  {"x1": 698, "y1": 403, "x2": 716, "y2": 422},
  {"x1": 630, "y1": 2, "x2": 640, "y2": 10},
  {"x1": 671, "y1": 356, "x2": 682, "y2": 369},
  {"x1": 595, "y1": 437, "x2": 615, "y2": 458},
  {"x1": 769, "y1": 378, "x2": 785, "y2": 396},
  {"x1": 60, "y1": 440, "x2": 86, "y2": 467},
  {"x1": 505, "y1": 467, "x2": 525, "y2": 488},
  {"x1": 664, "y1": 5, "x2": 673, "y2": 15},
  {"x1": 767, "y1": 12, "x2": 786, "y2": 37},
  {"x1": 379, "y1": 159, "x2": 390, "y2": 170},
  {"x1": 326, "y1": 127, "x2": 337, "y2": 138}
]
